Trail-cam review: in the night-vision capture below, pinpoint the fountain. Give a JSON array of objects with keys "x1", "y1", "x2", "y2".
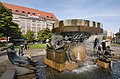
[
  {"x1": 36, "y1": 35, "x2": 120, "y2": 79},
  {"x1": 44, "y1": 34, "x2": 87, "y2": 71},
  {"x1": 37, "y1": 19, "x2": 120, "y2": 79},
  {"x1": 44, "y1": 30, "x2": 107, "y2": 71}
]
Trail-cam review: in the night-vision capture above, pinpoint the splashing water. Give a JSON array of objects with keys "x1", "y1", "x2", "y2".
[
  {"x1": 111, "y1": 61, "x2": 120, "y2": 78},
  {"x1": 72, "y1": 60, "x2": 98, "y2": 73}
]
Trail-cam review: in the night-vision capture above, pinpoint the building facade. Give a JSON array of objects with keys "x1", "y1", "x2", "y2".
[
  {"x1": 2, "y1": 2, "x2": 58, "y2": 38},
  {"x1": 106, "y1": 30, "x2": 113, "y2": 38},
  {"x1": 115, "y1": 28, "x2": 120, "y2": 44}
]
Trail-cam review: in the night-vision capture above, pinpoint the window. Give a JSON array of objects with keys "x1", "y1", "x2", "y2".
[
  {"x1": 32, "y1": 24, "x2": 36, "y2": 26},
  {"x1": 27, "y1": 12, "x2": 30, "y2": 14},
  {"x1": 84, "y1": 20, "x2": 89, "y2": 26},
  {"x1": 32, "y1": 20, "x2": 36, "y2": 22},
  {"x1": 27, "y1": 20, "x2": 30, "y2": 22},
  {"x1": 37, "y1": 20, "x2": 41, "y2": 23},
  {"x1": 32, "y1": 13, "x2": 35, "y2": 15},
  {"x1": 118, "y1": 34, "x2": 120, "y2": 39},
  {"x1": 47, "y1": 16, "x2": 49, "y2": 18},
  {"x1": 37, "y1": 24, "x2": 41, "y2": 26},
  {"x1": 37, "y1": 27, "x2": 41, "y2": 31},
  {"x1": 22, "y1": 11, "x2": 25, "y2": 13},
  {"x1": 97, "y1": 23, "x2": 100, "y2": 28},
  {"x1": 22, "y1": 30, "x2": 25, "y2": 33},
  {"x1": 15, "y1": 10, "x2": 19, "y2": 12},
  {"x1": 27, "y1": 23, "x2": 30, "y2": 26},
  {"x1": 32, "y1": 27, "x2": 36, "y2": 31},
  {"x1": 93, "y1": 22, "x2": 96, "y2": 27},
  {"x1": 20, "y1": 22, "x2": 25, "y2": 26},
  {"x1": 9, "y1": 9, "x2": 12, "y2": 11},
  {"x1": 21, "y1": 26, "x2": 25, "y2": 29},
  {"x1": 27, "y1": 26, "x2": 31, "y2": 30}
]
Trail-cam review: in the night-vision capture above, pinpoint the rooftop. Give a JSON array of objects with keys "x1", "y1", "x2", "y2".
[{"x1": 1, "y1": 2, "x2": 57, "y2": 21}]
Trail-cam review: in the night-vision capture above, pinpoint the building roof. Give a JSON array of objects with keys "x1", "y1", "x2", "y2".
[{"x1": 2, "y1": 2, "x2": 57, "y2": 21}]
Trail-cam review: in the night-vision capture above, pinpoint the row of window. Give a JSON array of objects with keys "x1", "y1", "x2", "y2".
[
  {"x1": 10, "y1": 9, "x2": 54, "y2": 19},
  {"x1": 47, "y1": 16, "x2": 53, "y2": 19},
  {"x1": 21, "y1": 27, "x2": 41, "y2": 33}
]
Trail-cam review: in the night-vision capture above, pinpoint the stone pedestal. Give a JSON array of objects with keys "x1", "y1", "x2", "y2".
[
  {"x1": 44, "y1": 49, "x2": 66, "y2": 71},
  {"x1": 96, "y1": 60, "x2": 110, "y2": 69},
  {"x1": 44, "y1": 44, "x2": 86, "y2": 71},
  {"x1": 44, "y1": 58, "x2": 78, "y2": 71},
  {"x1": 44, "y1": 58, "x2": 65, "y2": 71},
  {"x1": 65, "y1": 61, "x2": 78, "y2": 71}
]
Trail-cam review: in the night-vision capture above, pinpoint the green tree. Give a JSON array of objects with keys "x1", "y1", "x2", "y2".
[
  {"x1": 0, "y1": 2, "x2": 21, "y2": 38},
  {"x1": 25, "y1": 30, "x2": 34, "y2": 42},
  {"x1": 37, "y1": 27, "x2": 51, "y2": 41},
  {"x1": 107, "y1": 36, "x2": 113, "y2": 41},
  {"x1": 102, "y1": 36, "x2": 107, "y2": 40}
]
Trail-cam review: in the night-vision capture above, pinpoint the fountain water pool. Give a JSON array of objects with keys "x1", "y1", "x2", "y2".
[
  {"x1": 36, "y1": 55, "x2": 120, "y2": 79},
  {"x1": 36, "y1": 34, "x2": 120, "y2": 79}
]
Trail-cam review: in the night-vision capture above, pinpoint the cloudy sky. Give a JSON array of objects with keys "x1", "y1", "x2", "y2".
[{"x1": 0, "y1": 0, "x2": 120, "y2": 33}]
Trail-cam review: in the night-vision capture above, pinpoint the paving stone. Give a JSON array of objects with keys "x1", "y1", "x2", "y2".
[
  {"x1": 0, "y1": 65, "x2": 6, "y2": 73},
  {"x1": 0, "y1": 70, "x2": 16, "y2": 79}
]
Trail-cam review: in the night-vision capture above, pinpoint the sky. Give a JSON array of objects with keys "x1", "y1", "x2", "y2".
[{"x1": 0, "y1": 0, "x2": 120, "y2": 33}]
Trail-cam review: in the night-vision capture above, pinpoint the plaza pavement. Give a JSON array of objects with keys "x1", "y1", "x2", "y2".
[{"x1": 0, "y1": 47, "x2": 7, "y2": 64}]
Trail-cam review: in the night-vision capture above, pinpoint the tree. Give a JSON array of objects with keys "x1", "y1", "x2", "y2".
[
  {"x1": 107, "y1": 36, "x2": 113, "y2": 41},
  {"x1": 25, "y1": 30, "x2": 34, "y2": 42},
  {"x1": 37, "y1": 27, "x2": 51, "y2": 41},
  {"x1": 102, "y1": 36, "x2": 107, "y2": 40},
  {"x1": 0, "y1": 2, "x2": 22, "y2": 38}
]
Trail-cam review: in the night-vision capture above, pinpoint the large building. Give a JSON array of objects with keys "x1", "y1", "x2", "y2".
[
  {"x1": 106, "y1": 30, "x2": 113, "y2": 38},
  {"x1": 2, "y1": 2, "x2": 58, "y2": 38},
  {"x1": 53, "y1": 19, "x2": 103, "y2": 42},
  {"x1": 103, "y1": 30, "x2": 114, "y2": 38},
  {"x1": 115, "y1": 28, "x2": 120, "y2": 43}
]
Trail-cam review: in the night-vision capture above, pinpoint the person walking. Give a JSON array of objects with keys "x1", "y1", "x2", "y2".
[
  {"x1": 93, "y1": 38, "x2": 99, "y2": 51},
  {"x1": 102, "y1": 40, "x2": 106, "y2": 51},
  {"x1": 18, "y1": 44, "x2": 24, "y2": 56},
  {"x1": 24, "y1": 40, "x2": 28, "y2": 50}
]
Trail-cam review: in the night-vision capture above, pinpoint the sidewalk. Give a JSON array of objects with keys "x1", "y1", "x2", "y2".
[
  {"x1": 24, "y1": 49, "x2": 46, "y2": 57},
  {"x1": 0, "y1": 47, "x2": 7, "y2": 64},
  {"x1": 0, "y1": 55, "x2": 8, "y2": 64}
]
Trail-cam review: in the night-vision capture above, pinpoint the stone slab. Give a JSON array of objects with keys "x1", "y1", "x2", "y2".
[
  {"x1": 44, "y1": 58, "x2": 65, "y2": 72},
  {"x1": 65, "y1": 61, "x2": 78, "y2": 71},
  {"x1": 0, "y1": 65, "x2": 6, "y2": 73},
  {"x1": 0, "y1": 55, "x2": 8, "y2": 64},
  {"x1": 97, "y1": 60, "x2": 110, "y2": 69},
  {"x1": 44, "y1": 58, "x2": 79, "y2": 71},
  {"x1": 16, "y1": 73, "x2": 35, "y2": 79},
  {"x1": 0, "y1": 70, "x2": 16, "y2": 79}
]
